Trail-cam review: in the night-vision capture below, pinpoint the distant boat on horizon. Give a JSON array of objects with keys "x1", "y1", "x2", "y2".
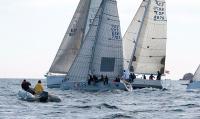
[{"x1": 187, "y1": 64, "x2": 200, "y2": 89}]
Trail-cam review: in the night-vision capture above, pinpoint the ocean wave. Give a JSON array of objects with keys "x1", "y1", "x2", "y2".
[
  {"x1": 103, "y1": 113, "x2": 132, "y2": 119},
  {"x1": 180, "y1": 104, "x2": 200, "y2": 108},
  {"x1": 97, "y1": 103, "x2": 119, "y2": 110},
  {"x1": 72, "y1": 105, "x2": 92, "y2": 109}
]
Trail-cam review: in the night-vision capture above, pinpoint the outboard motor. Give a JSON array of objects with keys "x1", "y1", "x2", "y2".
[{"x1": 39, "y1": 91, "x2": 48, "y2": 102}]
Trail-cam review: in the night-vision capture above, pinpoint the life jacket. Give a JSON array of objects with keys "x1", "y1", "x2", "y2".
[{"x1": 34, "y1": 83, "x2": 44, "y2": 94}]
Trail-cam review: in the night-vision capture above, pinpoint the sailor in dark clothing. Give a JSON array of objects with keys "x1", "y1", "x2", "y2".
[
  {"x1": 104, "y1": 76, "x2": 109, "y2": 85},
  {"x1": 149, "y1": 74, "x2": 155, "y2": 80},
  {"x1": 130, "y1": 73, "x2": 136, "y2": 82},
  {"x1": 100, "y1": 75, "x2": 104, "y2": 82},
  {"x1": 143, "y1": 75, "x2": 146, "y2": 79},
  {"x1": 115, "y1": 75, "x2": 120, "y2": 82},
  {"x1": 156, "y1": 71, "x2": 162, "y2": 80},
  {"x1": 88, "y1": 74, "x2": 93, "y2": 85},
  {"x1": 21, "y1": 79, "x2": 35, "y2": 95},
  {"x1": 93, "y1": 75, "x2": 98, "y2": 83}
]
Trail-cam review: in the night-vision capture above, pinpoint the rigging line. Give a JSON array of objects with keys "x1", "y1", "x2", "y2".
[
  {"x1": 103, "y1": 12, "x2": 118, "y2": 18},
  {"x1": 89, "y1": 0, "x2": 105, "y2": 74}
]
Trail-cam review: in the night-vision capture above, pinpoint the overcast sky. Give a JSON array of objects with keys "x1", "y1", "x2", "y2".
[{"x1": 0, "y1": 0, "x2": 199, "y2": 79}]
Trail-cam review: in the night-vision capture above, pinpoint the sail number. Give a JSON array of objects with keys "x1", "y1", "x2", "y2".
[
  {"x1": 154, "y1": 1, "x2": 165, "y2": 21},
  {"x1": 111, "y1": 25, "x2": 120, "y2": 40},
  {"x1": 74, "y1": 82, "x2": 87, "y2": 88}
]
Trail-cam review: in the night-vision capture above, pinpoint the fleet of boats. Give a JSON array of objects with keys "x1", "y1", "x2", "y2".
[
  {"x1": 45, "y1": 0, "x2": 167, "y2": 91},
  {"x1": 43, "y1": 0, "x2": 199, "y2": 91},
  {"x1": 16, "y1": 0, "x2": 200, "y2": 104}
]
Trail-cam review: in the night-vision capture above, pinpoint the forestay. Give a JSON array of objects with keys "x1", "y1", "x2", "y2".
[
  {"x1": 67, "y1": 0, "x2": 123, "y2": 81},
  {"x1": 49, "y1": 0, "x2": 102, "y2": 74},
  {"x1": 84, "y1": 0, "x2": 103, "y2": 38},
  {"x1": 123, "y1": 0, "x2": 167, "y2": 74}
]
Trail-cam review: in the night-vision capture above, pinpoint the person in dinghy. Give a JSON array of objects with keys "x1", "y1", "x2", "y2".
[
  {"x1": 19, "y1": 80, "x2": 61, "y2": 102},
  {"x1": 34, "y1": 80, "x2": 49, "y2": 102},
  {"x1": 34, "y1": 80, "x2": 44, "y2": 94},
  {"x1": 21, "y1": 79, "x2": 35, "y2": 95}
]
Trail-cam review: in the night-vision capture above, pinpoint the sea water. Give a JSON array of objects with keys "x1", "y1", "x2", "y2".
[{"x1": 0, "y1": 79, "x2": 199, "y2": 119}]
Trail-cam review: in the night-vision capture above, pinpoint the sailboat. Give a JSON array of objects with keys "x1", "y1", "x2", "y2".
[
  {"x1": 123, "y1": 0, "x2": 167, "y2": 89},
  {"x1": 46, "y1": 0, "x2": 102, "y2": 88},
  {"x1": 187, "y1": 65, "x2": 200, "y2": 89},
  {"x1": 60, "y1": 0, "x2": 132, "y2": 91}
]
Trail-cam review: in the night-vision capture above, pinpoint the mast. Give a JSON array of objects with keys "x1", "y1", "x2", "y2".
[{"x1": 89, "y1": 1, "x2": 105, "y2": 74}]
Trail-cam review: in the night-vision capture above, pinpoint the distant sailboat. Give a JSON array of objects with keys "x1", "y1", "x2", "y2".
[
  {"x1": 60, "y1": 0, "x2": 132, "y2": 91},
  {"x1": 123, "y1": 0, "x2": 167, "y2": 89},
  {"x1": 187, "y1": 65, "x2": 200, "y2": 89},
  {"x1": 46, "y1": 0, "x2": 102, "y2": 88}
]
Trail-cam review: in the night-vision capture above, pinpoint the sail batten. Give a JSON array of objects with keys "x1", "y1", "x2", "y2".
[{"x1": 123, "y1": 0, "x2": 167, "y2": 74}]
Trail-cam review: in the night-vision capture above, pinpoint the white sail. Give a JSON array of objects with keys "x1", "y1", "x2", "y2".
[
  {"x1": 49, "y1": 0, "x2": 102, "y2": 74},
  {"x1": 84, "y1": 0, "x2": 103, "y2": 37},
  {"x1": 193, "y1": 65, "x2": 200, "y2": 81},
  {"x1": 123, "y1": 0, "x2": 167, "y2": 74},
  {"x1": 67, "y1": 0, "x2": 123, "y2": 81},
  {"x1": 123, "y1": 1, "x2": 147, "y2": 70}
]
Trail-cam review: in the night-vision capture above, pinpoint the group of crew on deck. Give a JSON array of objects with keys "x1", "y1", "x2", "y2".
[
  {"x1": 88, "y1": 74, "x2": 109, "y2": 85},
  {"x1": 21, "y1": 79, "x2": 44, "y2": 95},
  {"x1": 147, "y1": 71, "x2": 162, "y2": 80},
  {"x1": 87, "y1": 71, "x2": 162, "y2": 85},
  {"x1": 123, "y1": 70, "x2": 162, "y2": 81}
]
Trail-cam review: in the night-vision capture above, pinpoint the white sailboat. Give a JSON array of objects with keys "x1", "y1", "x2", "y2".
[
  {"x1": 60, "y1": 0, "x2": 132, "y2": 91},
  {"x1": 187, "y1": 65, "x2": 200, "y2": 89},
  {"x1": 46, "y1": 0, "x2": 102, "y2": 88},
  {"x1": 123, "y1": 0, "x2": 167, "y2": 89}
]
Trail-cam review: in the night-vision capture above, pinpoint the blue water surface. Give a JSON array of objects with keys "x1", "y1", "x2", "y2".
[{"x1": 0, "y1": 79, "x2": 199, "y2": 119}]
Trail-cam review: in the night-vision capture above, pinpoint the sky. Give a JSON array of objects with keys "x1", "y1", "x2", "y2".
[{"x1": 0, "y1": 0, "x2": 199, "y2": 79}]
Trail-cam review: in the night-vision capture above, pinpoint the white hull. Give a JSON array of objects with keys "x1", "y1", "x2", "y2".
[
  {"x1": 187, "y1": 81, "x2": 200, "y2": 89},
  {"x1": 17, "y1": 90, "x2": 36, "y2": 101},
  {"x1": 46, "y1": 75, "x2": 65, "y2": 88},
  {"x1": 17, "y1": 90, "x2": 61, "y2": 102},
  {"x1": 132, "y1": 79, "x2": 163, "y2": 89},
  {"x1": 60, "y1": 80, "x2": 132, "y2": 92}
]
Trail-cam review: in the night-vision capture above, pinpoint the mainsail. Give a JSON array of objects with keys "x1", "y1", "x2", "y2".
[
  {"x1": 123, "y1": 0, "x2": 167, "y2": 74},
  {"x1": 67, "y1": 0, "x2": 123, "y2": 81},
  {"x1": 49, "y1": 0, "x2": 102, "y2": 74},
  {"x1": 193, "y1": 65, "x2": 200, "y2": 81}
]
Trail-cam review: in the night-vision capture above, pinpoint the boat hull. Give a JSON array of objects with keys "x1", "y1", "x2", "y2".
[
  {"x1": 46, "y1": 75, "x2": 65, "y2": 88},
  {"x1": 17, "y1": 90, "x2": 61, "y2": 102},
  {"x1": 187, "y1": 81, "x2": 200, "y2": 89},
  {"x1": 60, "y1": 80, "x2": 132, "y2": 92},
  {"x1": 131, "y1": 79, "x2": 163, "y2": 89}
]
